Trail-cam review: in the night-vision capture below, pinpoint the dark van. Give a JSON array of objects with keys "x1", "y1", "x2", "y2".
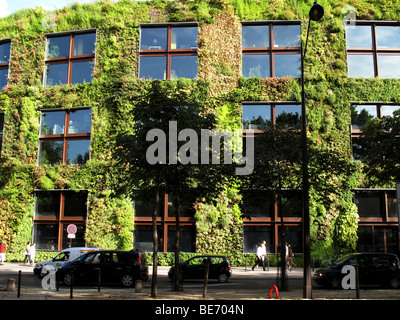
[{"x1": 313, "y1": 252, "x2": 400, "y2": 289}]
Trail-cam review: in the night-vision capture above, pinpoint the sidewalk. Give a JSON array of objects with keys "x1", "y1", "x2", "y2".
[{"x1": 0, "y1": 262, "x2": 399, "y2": 300}]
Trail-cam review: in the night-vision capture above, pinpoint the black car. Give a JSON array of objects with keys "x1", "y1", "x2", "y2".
[
  {"x1": 57, "y1": 250, "x2": 149, "y2": 287},
  {"x1": 168, "y1": 255, "x2": 232, "y2": 283},
  {"x1": 313, "y1": 252, "x2": 400, "y2": 289}
]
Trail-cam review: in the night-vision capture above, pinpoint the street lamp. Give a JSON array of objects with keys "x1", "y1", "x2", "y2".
[{"x1": 301, "y1": 1, "x2": 324, "y2": 299}]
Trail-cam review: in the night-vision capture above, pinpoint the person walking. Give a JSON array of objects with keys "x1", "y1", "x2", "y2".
[
  {"x1": 0, "y1": 241, "x2": 6, "y2": 265},
  {"x1": 252, "y1": 242, "x2": 266, "y2": 271},
  {"x1": 30, "y1": 242, "x2": 36, "y2": 265},
  {"x1": 23, "y1": 242, "x2": 31, "y2": 265}
]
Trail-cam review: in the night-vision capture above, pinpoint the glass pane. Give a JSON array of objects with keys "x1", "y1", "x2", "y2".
[
  {"x1": 167, "y1": 225, "x2": 195, "y2": 252},
  {"x1": 73, "y1": 32, "x2": 96, "y2": 56},
  {"x1": 0, "y1": 113, "x2": 4, "y2": 135},
  {"x1": 347, "y1": 54, "x2": 374, "y2": 78},
  {"x1": 381, "y1": 105, "x2": 400, "y2": 117},
  {"x1": 71, "y1": 60, "x2": 94, "y2": 84},
  {"x1": 387, "y1": 192, "x2": 397, "y2": 218},
  {"x1": 0, "y1": 68, "x2": 8, "y2": 90},
  {"x1": 170, "y1": 55, "x2": 197, "y2": 79},
  {"x1": 133, "y1": 225, "x2": 163, "y2": 252},
  {"x1": 139, "y1": 56, "x2": 166, "y2": 80},
  {"x1": 140, "y1": 27, "x2": 167, "y2": 50},
  {"x1": 68, "y1": 109, "x2": 92, "y2": 134},
  {"x1": 242, "y1": 25, "x2": 269, "y2": 48},
  {"x1": 357, "y1": 226, "x2": 373, "y2": 252},
  {"x1": 242, "y1": 54, "x2": 269, "y2": 78},
  {"x1": 33, "y1": 224, "x2": 58, "y2": 250},
  {"x1": 62, "y1": 224, "x2": 85, "y2": 249},
  {"x1": 44, "y1": 63, "x2": 68, "y2": 86},
  {"x1": 278, "y1": 225, "x2": 302, "y2": 253},
  {"x1": 171, "y1": 27, "x2": 198, "y2": 49},
  {"x1": 35, "y1": 192, "x2": 60, "y2": 218},
  {"x1": 351, "y1": 105, "x2": 377, "y2": 130},
  {"x1": 355, "y1": 191, "x2": 381, "y2": 218},
  {"x1": 40, "y1": 111, "x2": 65, "y2": 135},
  {"x1": 345, "y1": 25, "x2": 372, "y2": 48},
  {"x1": 378, "y1": 55, "x2": 400, "y2": 78},
  {"x1": 242, "y1": 104, "x2": 270, "y2": 130},
  {"x1": 66, "y1": 140, "x2": 90, "y2": 165},
  {"x1": 279, "y1": 192, "x2": 302, "y2": 217},
  {"x1": 0, "y1": 42, "x2": 10, "y2": 64},
  {"x1": 242, "y1": 191, "x2": 274, "y2": 218},
  {"x1": 243, "y1": 226, "x2": 272, "y2": 253},
  {"x1": 46, "y1": 36, "x2": 70, "y2": 58},
  {"x1": 275, "y1": 104, "x2": 301, "y2": 129},
  {"x1": 63, "y1": 191, "x2": 87, "y2": 217},
  {"x1": 134, "y1": 192, "x2": 163, "y2": 217},
  {"x1": 39, "y1": 140, "x2": 64, "y2": 166},
  {"x1": 273, "y1": 25, "x2": 301, "y2": 47},
  {"x1": 274, "y1": 53, "x2": 300, "y2": 78},
  {"x1": 376, "y1": 26, "x2": 400, "y2": 49},
  {"x1": 168, "y1": 194, "x2": 196, "y2": 218}
]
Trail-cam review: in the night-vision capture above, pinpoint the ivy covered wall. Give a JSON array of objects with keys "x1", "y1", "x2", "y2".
[{"x1": 0, "y1": 0, "x2": 398, "y2": 262}]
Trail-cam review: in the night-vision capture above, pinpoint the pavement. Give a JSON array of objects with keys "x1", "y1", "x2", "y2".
[{"x1": 0, "y1": 262, "x2": 400, "y2": 301}]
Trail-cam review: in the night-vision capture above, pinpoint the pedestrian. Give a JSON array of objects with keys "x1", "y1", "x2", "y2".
[
  {"x1": 30, "y1": 242, "x2": 36, "y2": 265},
  {"x1": 23, "y1": 242, "x2": 31, "y2": 265},
  {"x1": 287, "y1": 244, "x2": 295, "y2": 271},
  {"x1": 252, "y1": 242, "x2": 266, "y2": 271},
  {"x1": 0, "y1": 241, "x2": 6, "y2": 265}
]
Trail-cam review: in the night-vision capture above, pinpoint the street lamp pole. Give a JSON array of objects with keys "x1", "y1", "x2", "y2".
[{"x1": 301, "y1": 1, "x2": 324, "y2": 299}]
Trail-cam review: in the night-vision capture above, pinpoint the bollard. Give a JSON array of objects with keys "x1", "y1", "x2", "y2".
[
  {"x1": 17, "y1": 270, "x2": 21, "y2": 298},
  {"x1": 7, "y1": 278, "x2": 15, "y2": 292},
  {"x1": 70, "y1": 271, "x2": 74, "y2": 299},
  {"x1": 135, "y1": 280, "x2": 143, "y2": 293}
]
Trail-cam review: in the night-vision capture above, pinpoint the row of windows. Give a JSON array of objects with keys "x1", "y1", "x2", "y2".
[{"x1": 1, "y1": 21, "x2": 400, "y2": 91}]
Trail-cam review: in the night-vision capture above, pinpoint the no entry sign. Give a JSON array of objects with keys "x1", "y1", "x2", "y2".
[{"x1": 67, "y1": 224, "x2": 77, "y2": 235}]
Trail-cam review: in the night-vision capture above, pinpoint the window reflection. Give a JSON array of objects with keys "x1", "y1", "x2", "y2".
[
  {"x1": 46, "y1": 36, "x2": 70, "y2": 58},
  {"x1": 140, "y1": 28, "x2": 167, "y2": 50},
  {"x1": 381, "y1": 105, "x2": 400, "y2": 117},
  {"x1": 345, "y1": 25, "x2": 372, "y2": 48},
  {"x1": 242, "y1": 54, "x2": 269, "y2": 78},
  {"x1": 274, "y1": 54, "x2": 300, "y2": 78},
  {"x1": 0, "y1": 42, "x2": 10, "y2": 64},
  {"x1": 170, "y1": 55, "x2": 197, "y2": 79},
  {"x1": 44, "y1": 63, "x2": 69, "y2": 86},
  {"x1": 351, "y1": 105, "x2": 377, "y2": 130},
  {"x1": 139, "y1": 56, "x2": 166, "y2": 80},
  {"x1": 71, "y1": 60, "x2": 94, "y2": 84},
  {"x1": 378, "y1": 55, "x2": 400, "y2": 78},
  {"x1": 376, "y1": 26, "x2": 400, "y2": 49},
  {"x1": 40, "y1": 111, "x2": 65, "y2": 135},
  {"x1": 68, "y1": 109, "x2": 92, "y2": 133},
  {"x1": 242, "y1": 104, "x2": 270, "y2": 130},
  {"x1": 273, "y1": 25, "x2": 300, "y2": 48},
  {"x1": 275, "y1": 104, "x2": 301, "y2": 129},
  {"x1": 0, "y1": 69, "x2": 8, "y2": 90},
  {"x1": 67, "y1": 140, "x2": 91, "y2": 165},
  {"x1": 242, "y1": 25, "x2": 269, "y2": 48},
  {"x1": 73, "y1": 33, "x2": 96, "y2": 56},
  {"x1": 171, "y1": 27, "x2": 198, "y2": 49},
  {"x1": 347, "y1": 54, "x2": 374, "y2": 78},
  {"x1": 39, "y1": 141, "x2": 64, "y2": 166}
]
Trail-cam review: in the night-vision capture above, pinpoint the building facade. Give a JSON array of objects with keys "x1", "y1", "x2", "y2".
[{"x1": 0, "y1": 0, "x2": 399, "y2": 262}]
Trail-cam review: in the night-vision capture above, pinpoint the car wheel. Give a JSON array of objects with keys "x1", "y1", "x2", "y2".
[
  {"x1": 330, "y1": 276, "x2": 341, "y2": 289},
  {"x1": 121, "y1": 274, "x2": 135, "y2": 287},
  {"x1": 388, "y1": 277, "x2": 400, "y2": 289},
  {"x1": 63, "y1": 273, "x2": 73, "y2": 286},
  {"x1": 218, "y1": 273, "x2": 229, "y2": 283}
]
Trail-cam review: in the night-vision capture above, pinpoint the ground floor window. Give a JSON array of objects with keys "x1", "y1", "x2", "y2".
[{"x1": 33, "y1": 190, "x2": 87, "y2": 250}]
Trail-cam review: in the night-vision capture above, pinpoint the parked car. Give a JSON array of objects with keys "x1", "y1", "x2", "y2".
[
  {"x1": 33, "y1": 247, "x2": 102, "y2": 278},
  {"x1": 56, "y1": 250, "x2": 148, "y2": 287},
  {"x1": 168, "y1": 255, "x2": 231, "y2": 283},
  {"x1": 313, "y1": 252, "x2": 400, "y2": 289}
]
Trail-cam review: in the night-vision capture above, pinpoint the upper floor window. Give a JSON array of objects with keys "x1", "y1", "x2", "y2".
[
  {"x1": 0, "y1": 40, "x2": 11, "y2": 90},
  {"x1": 242, "y1": 22, "x2": 301, "y2": 78},
  {"x1": 242, "y1": 103, "x2": 301, "y2": 132},
  {"x1": 346, "y1": 22, "x2": 400, "y2": 78},
  {"x1": 44, "y1": 30, "x2": 96, "y2": 87},
  {"x1": 38, "y1": 108, "x2": 92, "y2": 166},
  {"x1": 139, "y1": 24, "x2": 198, "y2": 80}
]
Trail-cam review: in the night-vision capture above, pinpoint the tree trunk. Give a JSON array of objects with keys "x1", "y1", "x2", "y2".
[{"x1": 151, "y1": 189, "x2": 159, "y2": 298}]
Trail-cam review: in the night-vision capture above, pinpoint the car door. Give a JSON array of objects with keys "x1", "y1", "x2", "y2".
[
  {"x1": 209, "y1": 257, "x2": 224, "y2": 278},
  {"x1": 100, "y1": 252, "x2": 121, "y2": 284},
  {"x1": 183, "y1": 256, "x2": 206, "y2": 279},
  {"x1": 77, "y1": 251, "x2": 102, "y2": 284}
]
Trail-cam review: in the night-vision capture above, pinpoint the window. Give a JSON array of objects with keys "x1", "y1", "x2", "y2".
[
  {"x1": 242, "y1": 22, "x2": 301, "y2": 78},
  {"x1": 33, "y1": 190, "x2": 87, "y2": 250},
  {"x1": 350, "y1": 103, "x2": 400, "y2": 159},
  {"x1": 0, "y1": 40, "x2": 11, "y2": 90},
  {"x1": 346, "y1": 22, "x2": 400, "y2": 78},
  {"x1": 44, "y1": 30, "x2": 96, "y2": 86},
  {"x1": 354, "y1": 189, "x2": 397, "y2": 220},
  {"x1": 38, "y1": 108, "x2": 92, "y2": 166},
  {"x1": 242, "y1": 103, "x2": 301, "y2": 131},
  {"x1": 139, "y1": 24, "x2": 198, "y2": 80}
]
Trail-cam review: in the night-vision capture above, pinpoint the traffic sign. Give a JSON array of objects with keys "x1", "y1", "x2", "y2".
[{"x1": 67, "y1": 224, "x2": 77, "y2": 235}]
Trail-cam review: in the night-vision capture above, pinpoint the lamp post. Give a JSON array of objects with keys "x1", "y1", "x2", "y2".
[{"x1": 301, "y1": 1, "x2": 324, "y2": 299}]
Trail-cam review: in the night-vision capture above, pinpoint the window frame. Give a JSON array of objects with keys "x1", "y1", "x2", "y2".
[
  {"x1": 43, "y1": 29, "x2": 97, "y2": 87},
  {"x1": 139, "y1": 23, "x2": 198, "y2": 80},
  {"x1": 346, "y1": 21, "x2": 400, "y2": 78},
  {"x1": 38, "y1": 107, "x2": 92, "y2": 166},
  {"x1": 0, "y1": 39, "x2": 11, "y2": 90},
  {"x1": 241, "y1": 21, "x2": 302, "y2": 78}
]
